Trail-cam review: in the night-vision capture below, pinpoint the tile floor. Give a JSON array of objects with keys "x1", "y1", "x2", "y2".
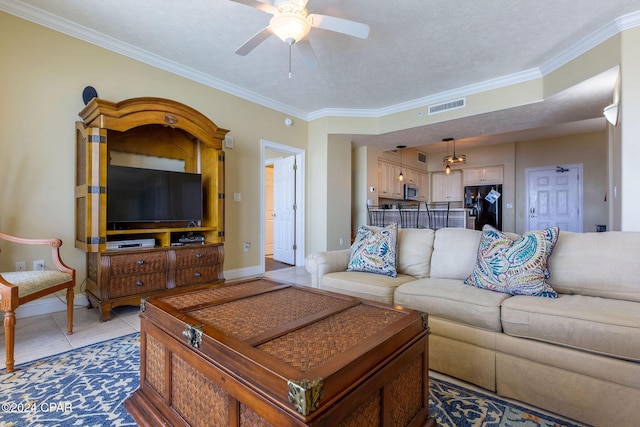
[{"x1": 1, "y1": 266, "x2": 312, "y2": 369}]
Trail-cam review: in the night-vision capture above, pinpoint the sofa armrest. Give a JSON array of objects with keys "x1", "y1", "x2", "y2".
[{"x1": 305, "y1": 249, "x2": 351, "y2": 288}]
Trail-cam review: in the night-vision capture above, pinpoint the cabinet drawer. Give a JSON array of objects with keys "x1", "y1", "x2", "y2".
[
  {"x1": 175, "y1": 246, "x2": 219, "y2": 268},
  {"x1": 109, "y1": 252, "x2": 167, "y2": 276},
  {"x1": 175, "y1": 265, "x2": 221, "y2": 286},
  {"x1": 109, "y1": 272, "x2": 167, "y2": 298}
]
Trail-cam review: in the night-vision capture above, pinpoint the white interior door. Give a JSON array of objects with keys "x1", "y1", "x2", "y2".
[
  {"x1": 264, "y1": 165, "x2": 274, "y2": 256},
  {"x1": 273, "y1": 155, "x2": 296, "y2": 264},
  {"x1": 526, "y1": 165, "x2": 582, "y2": 232}
]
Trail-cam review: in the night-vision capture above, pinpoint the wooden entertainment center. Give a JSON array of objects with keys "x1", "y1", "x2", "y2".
[{"x1": 75, "y1": 97, "x2": 228, "y2": 321}]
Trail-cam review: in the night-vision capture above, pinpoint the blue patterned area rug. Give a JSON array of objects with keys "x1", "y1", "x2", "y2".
[{"x1": 1, "y1": 333, "x2": 586, "y2": 427}]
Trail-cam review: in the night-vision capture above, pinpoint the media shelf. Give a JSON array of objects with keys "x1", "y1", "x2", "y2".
[
  {"x1": 106, "y1": 227, "x2": 217, "y2": 248},
  {"x1": 75, "y1": 97, "x2": 228, "y2": 320}
]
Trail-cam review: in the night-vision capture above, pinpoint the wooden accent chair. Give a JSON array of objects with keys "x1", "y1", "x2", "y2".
[{"x1": 0, "y1": 232, "x2": 75, "y2": 373}]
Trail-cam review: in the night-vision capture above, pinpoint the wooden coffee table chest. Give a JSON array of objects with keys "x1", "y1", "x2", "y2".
[{"x1": 125, "y1": 278, "x2": 435, "y2": 427}]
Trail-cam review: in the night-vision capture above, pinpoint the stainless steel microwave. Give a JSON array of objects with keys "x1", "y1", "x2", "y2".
[{"x1": 404, "y1": 184, "x2": 419, "y2": 200}]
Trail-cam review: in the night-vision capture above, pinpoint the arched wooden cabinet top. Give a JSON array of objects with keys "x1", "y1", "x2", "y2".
[{"x1": 79, "y1": 97, "x2": 229, "y2": 149}]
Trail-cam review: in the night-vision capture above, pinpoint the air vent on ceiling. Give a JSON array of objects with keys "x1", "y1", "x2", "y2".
[
  {"x1": 417, "y1": 151, "x2": 427, "y2": 164},
  {"x1": 428, "y1": 98, "x2": 466, "y2": 115}
]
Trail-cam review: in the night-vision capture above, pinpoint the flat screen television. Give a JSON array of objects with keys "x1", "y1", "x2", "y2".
[{"x1": 107, "y1": 165, "x2": 203, "y2": 224}]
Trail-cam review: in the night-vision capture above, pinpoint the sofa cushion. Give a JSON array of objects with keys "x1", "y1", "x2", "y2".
[
  {"x1": 396, "y1": 228, "x2": 435, "y2": 278},
  {"x1": 394, "y1": 278, "x2": 511, "y2": 332},
  {"x1": 320, "y1": 271, "x2": 415, "y2": 305},
  {"x1": 548, "y1": 231, "x2": 640, "y2": 303},
  {"x1": 501, "y1": 294, "x2": 640, "y2": 362},
  {"x1": 430, "y1": 228, "x2": 482, "y2": 280},
  {"x1": 464, "y1": 225, "x2": 559, "y2": 298},
  {"x1": 347, "y1": 224, "x2": 398, "y2": 277}
]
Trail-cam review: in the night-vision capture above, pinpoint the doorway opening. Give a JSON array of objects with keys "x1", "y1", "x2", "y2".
[{"x1": 261, "y1": 140, "x2": 305, "y2": 272}]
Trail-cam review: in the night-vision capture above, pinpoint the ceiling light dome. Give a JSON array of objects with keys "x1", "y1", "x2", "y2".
[{"x1": 270, "y1": 6, "x2": 312, "y2": 44}]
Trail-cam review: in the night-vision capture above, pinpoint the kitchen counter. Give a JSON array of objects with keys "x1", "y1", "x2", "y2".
[{"x1": 368, "y1": 207, "x2": 469, "y2": 228}]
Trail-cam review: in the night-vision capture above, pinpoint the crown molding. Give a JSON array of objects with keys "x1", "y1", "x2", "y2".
[
  {"x1": 307, "y1": 68, "x2": 543, "y2": 121},
  {"x1": 2, "y1": 0, "x2": 639, "y2": 122},
  {"x1": 539, "y1": 9, "x2": 640, "y2": 76},
  {"x1": 0, "y1": 0, "x2": 309, "y2": 120}
]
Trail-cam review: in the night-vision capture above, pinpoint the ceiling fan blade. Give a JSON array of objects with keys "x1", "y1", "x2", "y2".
[
  {"x1": 227, "y1": 0, "x2": 277, "y2": 13},
  {"x1": 296, "y1": 40, "x2": 318, "y2": 71},
  {"x1": 309, "y1": 14, "x2": 370, "y2": 39},
  {"x1": 235, "y1": 27, "x2": 273, "y2": 56}
]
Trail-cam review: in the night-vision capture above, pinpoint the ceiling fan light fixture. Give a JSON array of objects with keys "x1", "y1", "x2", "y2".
[{"x1": 270, "y1": 10, "x2": 312, "y2": 44}]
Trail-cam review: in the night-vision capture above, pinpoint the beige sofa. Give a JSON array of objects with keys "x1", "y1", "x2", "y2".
[{"x1": 305, "y1": 227, "x2": 640, "y2": 427}]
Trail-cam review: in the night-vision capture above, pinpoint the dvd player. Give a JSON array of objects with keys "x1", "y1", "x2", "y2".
[{"x1": 106, "y1": 238, "x2": 155, "y2": 250}]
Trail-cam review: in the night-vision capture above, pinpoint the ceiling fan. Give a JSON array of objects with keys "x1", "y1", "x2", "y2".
[{"x1": 229, "y1": 0, "x2": 370, "y2": 75}]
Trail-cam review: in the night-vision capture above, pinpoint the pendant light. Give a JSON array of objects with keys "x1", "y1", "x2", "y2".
[
  {"x1": 397, "y1": 145, "x2": 406, "y2": 181},
  {"x1": 442, "y1": 137, "x2": 466, "y2": 174}
]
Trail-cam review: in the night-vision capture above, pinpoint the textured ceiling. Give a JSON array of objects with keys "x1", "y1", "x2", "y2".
[{"x1": 3, "y1": 0, "x2": 640, "y2": 151}]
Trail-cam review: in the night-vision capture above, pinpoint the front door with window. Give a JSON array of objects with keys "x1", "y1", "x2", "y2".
[{"x1": 526, "y1": 165, "x2": 582, "y2": 232}]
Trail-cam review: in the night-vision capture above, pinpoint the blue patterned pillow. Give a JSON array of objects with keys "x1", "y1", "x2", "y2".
[
  {"x1": 464, "y1": 225, "x2": 559, "y2": 298},
  {"x1": 347, "y1": 224, "x2": 398, "y2": 277}
]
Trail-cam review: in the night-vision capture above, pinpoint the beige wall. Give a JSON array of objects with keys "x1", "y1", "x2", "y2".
[
  {"x1": 620, "y1": 26, "x2": 640, "y2": 230},
  {"x1": 2, "y1": 11, "x2": 640, "y2": 290},
  {"x1": 515, "y1": 132, "x2": 608, "y2": 234},
  {"x1": 0, "y1": 13, "x2": 308, "y2": 279}
]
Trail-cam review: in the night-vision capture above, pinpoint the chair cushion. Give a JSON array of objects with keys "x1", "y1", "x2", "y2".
[
  {"x1": 1, "y1": 271, "x2": 73, "y2": 298},
  {"x1": 502, "y1": 294, "x2": 640, "y2": 362},
  {"x1": 396, "y1": 228, "x2": 435, "y2": 278},
  {"x1": 464, "y1": 225, "x2": 559, "y2": 298},
  {"x1": 320, "y1": 271, "x2": 415, "y2": 305},
  {"x1": 430, "y1": 228, "x2": 482, "y2": 280},
  {"x1": 347, "y1": 224, "x2": 398, "y2": 277},
  {"x1": 548, "y1": 231, "x2": 640, "y2": 302},
  {"x1": 394, "y1": 278, "x2": 512, "y2": 332}
]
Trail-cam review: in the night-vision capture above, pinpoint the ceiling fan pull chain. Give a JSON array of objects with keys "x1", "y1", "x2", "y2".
[{"x1": 288, "y1": 41, "x2": 293, "y2": 78}]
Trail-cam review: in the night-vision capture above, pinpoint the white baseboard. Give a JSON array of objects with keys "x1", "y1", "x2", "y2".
[
  {"x1": 223, "y1": 265, "x2": 264, "y2": 281},
  {"x1": 13, "y1": 267, "x2": 265, "y2": 319}
]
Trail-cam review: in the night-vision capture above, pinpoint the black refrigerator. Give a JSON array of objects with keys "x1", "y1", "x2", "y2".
[{"x1": 464, "y1": 184, "x2": 503, "y2": 231}]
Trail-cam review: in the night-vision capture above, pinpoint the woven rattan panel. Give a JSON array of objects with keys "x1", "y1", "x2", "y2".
[
  {"x1": 145, "y1": 334, "x2": 165, "y2": 397},
  {"x1": 171, "y1": 354, "x2": 228, "y2": 427},
  {"x1": 108, "y1": 272, "x2": 167, "y2": 298},
  {"x1": 175, "y1": 265, "x2": 220, "y2": 286},
  {"x1": 76, "y1": 198, "x2": 86, "y2": 242},
  {"x1": 175, "y1": 246, "x2": 219, "y2": 268},
  {"x1": 387, "y1": 355, "x2": 423, "y2": 427},
  {"x1": 160, "y1": 279, "x2": 278, "y2": 310},
  {"x1": 239, "y1": 404, "x2": 273, "y2": 427},
  {"x1": 188, "y1": 288, "x2": 346, "y2": 341},
  {"x1": 109, "y1": 252, "x2": 167, "y2": 276},
  {"x1": 258, "y1": 305, "x2": 405, "y2": 372},
  {"x1": 338, "y1": 390, "x2": 381, "y2": 427}
]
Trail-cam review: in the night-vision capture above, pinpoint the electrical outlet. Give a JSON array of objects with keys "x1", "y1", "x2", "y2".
[
  {"x1": 34, "y1": 260, "x2": 45, "y2": 271},
  {"x1": 15, "y1": 261, "x2": 26, "y2": 271},
  {"x1": 243, "y1": 241, "x2": 250, "y2": 252}
]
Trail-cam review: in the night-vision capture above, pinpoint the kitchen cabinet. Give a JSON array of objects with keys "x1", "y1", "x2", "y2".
[
  {"x1": 431, "y1": 170, "x2": 463, "y2": 202},
  {"x1": 418, "y1": 172, "x2": 429, "y2": 201},
  {"x1": 463, "y1": 166, "x2": 503, "y2": 185},
  {"x1": 378, "y1": 159, "x2": 428, "y2": 201},
  {"x1": 379, "y1": 160, "x2": 401, "y2": 199}
]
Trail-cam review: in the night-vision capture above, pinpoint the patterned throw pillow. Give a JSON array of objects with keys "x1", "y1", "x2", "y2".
[
  {"x1": 464, "y1": 225, "x2": 559, "y2": 298},
  {"x1": 347, "y1": 224, "x2": 398, "y2": 277}
]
